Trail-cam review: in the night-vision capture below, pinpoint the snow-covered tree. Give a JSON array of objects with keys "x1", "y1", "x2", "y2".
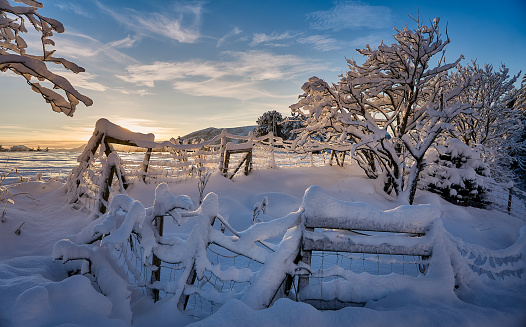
[
  {"x1": 291, "y1": 17, "x2": 474, "y2": 204},
  {"x1": 448, "y1": 62, "x2": 520, "y2": 182},
  {"x1": 0, "y1": 0, "x2": 92, "y2": 116},
  {"x1": 507, "y1": 74, "x2": 526, "y2": 189},
  {"x1": 255, "y1": 110, "x2": 284, "y2": 138},
  {"x1": 450, "y1": 62, "x2": 519, "y2": 148},
  {"x1": 280, "y1": 112, "x2": 304, "y2": 141},
  {"x1": 419, "y1": 138, "x2": 491, "y2": 208},
  {"x1": 254, "y1": 110, "x2": 302, "y2": 140}
]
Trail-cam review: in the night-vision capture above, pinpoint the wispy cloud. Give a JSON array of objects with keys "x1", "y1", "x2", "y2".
[
  {"x1": 217, "y1": 27, "x2": 242, "y2": 47},
  {"x1": 95, "y1": 1, "x2": 203, "y2": 43},
  {"x1": 298, "y1": 35, "x2": 342, "y2": 51},
  {"x1": 108, "y1": 35, "x2": 137, "y2": 49},
  {"x1": 117, "y1": 50, "x2": 327, "y2": 100},
  {"x1": 53, "y1": 32, "x2": 139, "y2": 65},
  {"x1": 55, "y1": 1, "x2": 93, "y2": 18},
  {"x1": 308, "y1": 1, "x2": 392, "y2": 31},
  {"x1": 250, "y1": 32, "x2": 296, "y2": 47},
  {"x1": 58, "y1": 71, "x2": 108, "y2": 92}
]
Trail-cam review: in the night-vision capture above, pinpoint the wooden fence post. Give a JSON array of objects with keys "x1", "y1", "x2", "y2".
[
  {"x1": 222, "y1": 151, "x2": 231, "y2": 177},
  {"x1": 245, "y1": 150, "x2": 253, "y2": 175},
  {"x1": 269, "y1": 132, "x2": 276, "y2": 169},
  {"x1": 340, "y1": 151, "x2": 346, "y2": 166},
  {"x1": 151, "y1": 215, "x2": 164, "y2": 302},
  {"x1": 177, "y1": 215, "x2": 216, "y2": 311},
  {"x1": 142, "y1": 148, "x2": 152, "y2": 183},
  {"x1": 218, "y1": 130, "x2": 227, "y2": 174},
  {"x1": 98, "y1": 162, "x2": 115, "y2": 214}
]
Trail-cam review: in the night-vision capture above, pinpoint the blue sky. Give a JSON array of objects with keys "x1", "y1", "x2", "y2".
[{"x1": 1, "y1": 0, "x2": 525, "y2": 148}]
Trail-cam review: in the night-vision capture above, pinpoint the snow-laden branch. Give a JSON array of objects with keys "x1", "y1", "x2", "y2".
[{"x1": 0, "y1": 0, "x2": 92, "y2": 116}]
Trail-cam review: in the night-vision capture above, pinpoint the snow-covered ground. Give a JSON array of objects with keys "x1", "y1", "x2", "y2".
[{"x1": 1, "y1": 165, "x2": 525, "y2": 327}]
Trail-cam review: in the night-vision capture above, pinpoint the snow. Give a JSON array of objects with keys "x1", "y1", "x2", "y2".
[
  {"x1": 302, "y1": 185, "x2": 441, "y2": 233},
  {"x1": 1, "y1": 165, "x2": 525, "y2": 326},
  {"x1": 95, "y1": 118, "x2": 155, "y2": 147}
]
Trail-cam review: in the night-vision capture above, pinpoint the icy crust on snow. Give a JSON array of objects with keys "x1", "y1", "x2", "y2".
[
  {"x1": 11, "y1": 274, "x2": 128, "y2": 327},
  {"x1": 302, "y1": 185, "x2": 440, "y2": 233}
]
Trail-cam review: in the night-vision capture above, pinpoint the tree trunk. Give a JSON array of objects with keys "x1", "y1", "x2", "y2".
[{"x1": 407, "y1": 158, "x2": 425, "y2": 205}]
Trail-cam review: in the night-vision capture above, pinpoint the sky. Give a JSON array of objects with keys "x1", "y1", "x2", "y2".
[{"x1": 1, "y1": 0, "x2": 525, "y2": 149}]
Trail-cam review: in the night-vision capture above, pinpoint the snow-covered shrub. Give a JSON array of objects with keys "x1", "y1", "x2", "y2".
[{"x1": 420, "y1": 139, "x2": 491, "y2": 208}]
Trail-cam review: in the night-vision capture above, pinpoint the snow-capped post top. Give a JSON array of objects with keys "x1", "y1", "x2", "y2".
[
  {"x1": 302, "y1": 185, "x2": 440, "y2": 234},
  {"x1": 95, "y1": 118, "x2": 155, "y2": 146}
]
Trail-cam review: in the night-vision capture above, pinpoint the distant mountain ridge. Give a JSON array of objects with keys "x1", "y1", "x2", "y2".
[{"x1": 181, "y1": 126, "x2": 256, "y2": 143}]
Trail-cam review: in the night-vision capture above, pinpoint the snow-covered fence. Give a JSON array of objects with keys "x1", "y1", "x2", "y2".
[
  {"x1": 54, "y1": 184, "x2": 526, "y2": 319},
  {"x1": 297, "y1": 186, "x2": 440, "y2": 308},
  {"x1": 56, "y1": 182, "x2": 303, "y2": 317},
  {"x1": 64, "y1": 119, "x2": 526, "y2": 219},
  {"x1": 65, "y1": 120, "x2": 339, "y2": 215},
  {"x1": 66, "y1": 119, "x2": 154, "y2": 214},
  {"x1": 296, "y1": 186, "x2": 526, "y2": 309}
]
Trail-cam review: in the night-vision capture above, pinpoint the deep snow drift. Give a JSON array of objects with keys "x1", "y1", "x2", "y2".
[{"x1": 1, "y1": 165, "x2": 525, "y2": 327}]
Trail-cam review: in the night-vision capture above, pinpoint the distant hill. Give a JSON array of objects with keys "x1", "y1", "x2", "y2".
[{"x1": 181, "y1": 126, "x2": 256, "y2": 144}]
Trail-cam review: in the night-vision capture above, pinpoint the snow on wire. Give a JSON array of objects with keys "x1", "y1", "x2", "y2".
[{"x1": 53, "y1": 184, "x2": 526, "y2": 320}]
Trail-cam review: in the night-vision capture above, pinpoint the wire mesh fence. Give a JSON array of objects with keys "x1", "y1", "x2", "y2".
[
  {"x1": 183, "y1": 244, "x2": 264, "y2": 318},
  {"x1": 486, "y1": 181, "x2": 526, "y2": 220},
  {"x1": 309, "y1": 251, "x2": 427, "y2": 278}
]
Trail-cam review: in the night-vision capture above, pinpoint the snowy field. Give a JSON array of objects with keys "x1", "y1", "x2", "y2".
[
  {"x1": 1, "y1": 164, "x2": 525, "y2": 327},
  {"x1": 0, "y1": 152, "x2": 78, "y2": 185}
]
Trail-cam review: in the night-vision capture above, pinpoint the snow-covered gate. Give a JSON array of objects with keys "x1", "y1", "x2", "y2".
[
  {"x1": 296, "y1": 185, "x2": 437, "y2": 309},
  {"x1": 297, "y1": 186, "x2": 525, "y2": 309},
  {"x1": 54, "y1": 184, "x2": 526, "y2": 320}
]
